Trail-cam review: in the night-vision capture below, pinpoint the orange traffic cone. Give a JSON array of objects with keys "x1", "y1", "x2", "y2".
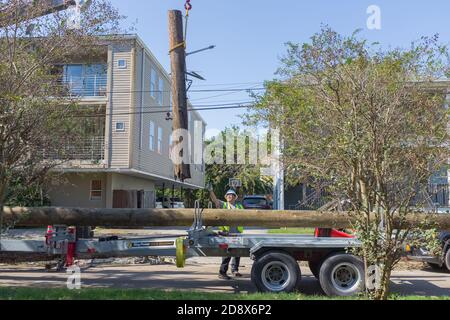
[{"x1": 45, "y1": 225, "x2": 53, "y2": 245}]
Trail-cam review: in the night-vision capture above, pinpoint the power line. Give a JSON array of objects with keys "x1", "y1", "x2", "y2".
[
  {"x1": 139, "y1": 101, "x2": 254, "y2": 110},
  {"x1": 74, "y1": 101, "x2": 254, "y2": 111},
  {"x1": 71, "y1": 104, "x2": 253, "y2": 118},
  {"x1": 26, "y1": 86, "x2": 266, "y2": 99},
  {"x1": 189, "y1": 84, "x2": 263, "y2": 102},
  {"x1": 189, "y1": 91, "x2": 254, "y2": 102},
  {"x1": 187, "y1": 98, "x2": 258, "y2": 104},
  {"x1": 50, "y1": 86, "x2": 266, "y2": 95},
  {"x1": 190, "y1": 81, "x2": 264, "y2": 88},
  {"x1": 154, "y1": 87, "x2": 265, "y2": 93}
]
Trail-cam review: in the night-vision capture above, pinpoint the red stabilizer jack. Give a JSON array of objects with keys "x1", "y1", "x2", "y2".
[
  {"x1": 66, "y1": 227, "x2": 77, "y2": 267},
  {"x1": 45, "y1": 225, "x2": 53, "y2": 245}
]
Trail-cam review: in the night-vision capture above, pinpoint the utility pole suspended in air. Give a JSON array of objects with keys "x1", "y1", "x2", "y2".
[{"x1": 168, "y1": 9, "x2": 191, "y2": 181}]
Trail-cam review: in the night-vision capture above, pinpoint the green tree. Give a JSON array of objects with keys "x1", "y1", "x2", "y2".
[
  {"x1": 194, "y1": 126, "x2": 273, "y2": 207},
  {"x1": 250, "y1": 27, "x2": 450, "y2": 299},
  {"x1": 0, "y1": 1, "x2": 123, "y2": 227},
  {"x1": 4, "y1": 172, "x2": 51, "y2": 207}
]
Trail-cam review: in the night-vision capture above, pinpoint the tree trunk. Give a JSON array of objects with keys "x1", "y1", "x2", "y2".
[
  {"x1": 0, "y1": 175, "x2": 7, "y2": 237},
  {"x1": 374, "y1": 260, "x2": 394, "y2": 300},
  {"x1": 0, "y1": 181, "x2": 6, "y2": 251}
]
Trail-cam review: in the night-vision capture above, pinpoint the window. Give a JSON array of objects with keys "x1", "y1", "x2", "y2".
[
  {"x1": 90, "y1": 180, "x2": 102, "y2": 201},
  {"x1": 158, "y1": 77, "x2": 165, "y2": 105},
  {"x1": 117, "y1": 59, "x2": 127, "y2": 69},
  {"x1": 157, "y1": 127, "x2": 163, "y2": 154},
  {"x1": 84, "y1": 64, "x2": 108, "y2": 96},
  {"x1": 149, "y1": 121, "x2": 155, "y2": 151},
  {"x1": 63, "y1": 64, "x2": 107, "y2": 96},
  {"x1": 150, "y1": 68, "x2": 157, "y2": 99},
  {"x1": 115, "y1": 122, "x2": 125, "y2": 132},
  {"x1": 168, "y1": 133, "x2": 173, "y2": 160},
  {"x1": 63, "y1": 64, "x2": 83, "y2": 95}
]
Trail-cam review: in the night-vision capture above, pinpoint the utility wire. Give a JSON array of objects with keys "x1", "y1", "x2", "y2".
[
  {"x1": 188, "y1": 85, "x2": 262, "y2": 102},
  {"x1": 83, "y1": 101, "x2": 255, "y2": 110},
  {"x1": 140, "y1": 101, "x2": 254, "y2": 109},
  {"x1": 25, "y1": 86, "x2": 266, "y2": 99},
  {"x1": 71, "y1": 104, "x2": 253, "y2": 118},
  {"x1": 50, "y1": 87, "x2": 266, "y2": 95},
  {"x1": 190, "y1": 81, "x2": 264, "y2": 88}
]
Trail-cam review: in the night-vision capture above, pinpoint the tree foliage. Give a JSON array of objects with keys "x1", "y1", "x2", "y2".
[
  {"x1": 250, "y1": 27, "x2": 450, "y2": 299},
  {"x1": 192, "y1": 127, "x2": 273, "y2": 207},
  {"x1": 0, "y1": 0, "x2": 123, "y2": 220}
]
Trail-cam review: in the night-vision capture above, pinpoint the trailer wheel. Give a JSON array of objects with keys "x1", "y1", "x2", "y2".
[
  {"x1": 308, "y1": 260, "x2": 321, "y2": 279},
  {"x1": 319, "y1": 253, "x2": 365, "y2": 297},
  {"x1": 251, "y1": 251, "x2": 300, "y2": 293},
  {"x1": 445, "y1": 246, "x2": 450, "y2": 271}
]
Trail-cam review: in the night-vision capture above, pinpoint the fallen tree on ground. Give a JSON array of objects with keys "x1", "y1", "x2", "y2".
[{"x1": 2, "y1": 207, "x2": 450, "y2": 229}]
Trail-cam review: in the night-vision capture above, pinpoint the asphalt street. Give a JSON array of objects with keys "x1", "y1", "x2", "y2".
[{"x1": 0, "y1": 258, "x2": 449, "y2": 297}]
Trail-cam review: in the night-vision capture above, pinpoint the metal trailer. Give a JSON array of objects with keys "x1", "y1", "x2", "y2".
[{"x1": 0, "y1": 204, "x2": 365, "y2": 297}]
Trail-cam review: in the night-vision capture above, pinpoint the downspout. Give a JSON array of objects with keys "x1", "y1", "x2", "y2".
[
  {"x1": 128, "y1": 44, "x2": 137, "y2": 169},
  {"x1": 106, "y1": 45, "x2": 114, "y2": 169},
  {"x1": 139, "y1": 47, "x2": 145, "y2": 152}
]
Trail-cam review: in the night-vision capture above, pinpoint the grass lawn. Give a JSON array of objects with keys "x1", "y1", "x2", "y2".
[
  {"x1": 267, "y1": 228, "x2": 315, "y2": 235},
  {"x1": 0, "y1": 288, "x2": 448, "y2": 300}
]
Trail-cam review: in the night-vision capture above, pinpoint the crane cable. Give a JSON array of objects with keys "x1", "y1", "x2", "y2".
[
  {"x1": 168, "y1": 0, "x2": 192, "y2": 53},
  {"x1": 184, "y1": 0, "x2": 192, "y2": 47}
]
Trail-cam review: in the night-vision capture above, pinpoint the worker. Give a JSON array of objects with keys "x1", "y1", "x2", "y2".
[{"x1": 208, "y1": 185, "x2": 244, "y2": 280}]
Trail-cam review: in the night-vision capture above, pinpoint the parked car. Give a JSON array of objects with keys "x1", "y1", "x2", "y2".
[
  {"x1": 407, "y1": 230, "x2": 450, "y2": 272},
  {"x1": 242, "y1": 195, "x2": 272, "y2": 210},
  {"x1": 156, "y1": 197, "x2": 185, "y2": 209}
]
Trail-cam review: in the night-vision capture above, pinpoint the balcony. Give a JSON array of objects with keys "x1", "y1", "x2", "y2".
[
  {"x1": 44, "y1": 136, "x2": 106, "y2": 163},
  {"x1": 58, "y1": 64, "x2": 108, "y2": 98},
  {"x1": 60, "y1": 75, "x2": 108, "y2": 98}
]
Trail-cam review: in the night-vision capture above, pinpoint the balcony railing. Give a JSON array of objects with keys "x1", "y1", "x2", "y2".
[
  {"x1": 60, "y1": 75, "x2": 108, "y2": 97},
  {"x1": 43, "y1": 136, "x2": 105, "y2": 162}
]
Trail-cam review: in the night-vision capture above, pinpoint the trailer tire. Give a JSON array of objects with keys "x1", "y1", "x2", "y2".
[
  {"x1": 319, "y1": 253, "x2": 365, "y2": 297},
  {"x1": 445, "y1": 246, "x2": 450, "y2": 271},
  {"x1": 251, "y1": 251, "x2": 300, "y2": 293},
  {"x1": 308, "y1": 260, "x2": 321, "y2": 280}
]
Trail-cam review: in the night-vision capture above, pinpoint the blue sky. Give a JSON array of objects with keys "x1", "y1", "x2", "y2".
[{"x1": 109, "y1": 0, "x2": 450, "y2": 132}]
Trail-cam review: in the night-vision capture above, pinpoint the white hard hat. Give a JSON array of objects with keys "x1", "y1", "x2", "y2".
[{"x1": 225, "y1": 189, "x2": 237, "y2": 197}]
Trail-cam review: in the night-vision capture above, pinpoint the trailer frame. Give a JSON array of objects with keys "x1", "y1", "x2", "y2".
[{"x1": 0, "y1": 203, "x2": 364, "y2": 296}]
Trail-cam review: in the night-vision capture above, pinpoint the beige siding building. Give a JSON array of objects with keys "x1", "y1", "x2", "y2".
[{"x1": 47, "y1": 35, "x2": 206, "y2": 208}]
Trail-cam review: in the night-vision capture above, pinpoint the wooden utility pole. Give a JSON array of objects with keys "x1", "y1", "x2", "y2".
[
  {"x1": 3, "y1": 207, "x2": 450, "y2": 230},
  {"x1": 168, "y1": 10, "x2": 191, "y2": 181}
]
